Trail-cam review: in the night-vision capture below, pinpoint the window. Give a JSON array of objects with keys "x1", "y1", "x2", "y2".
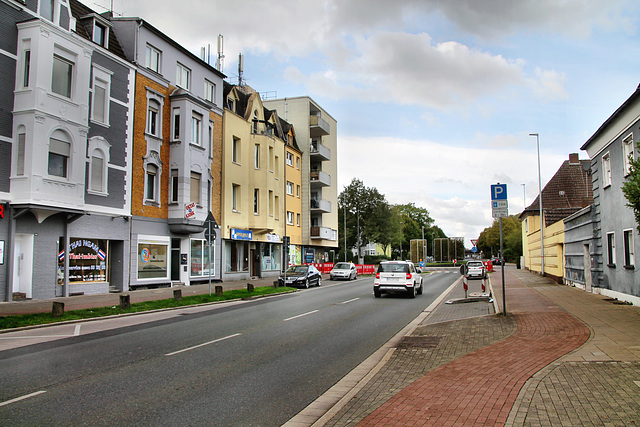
[
  {"x1": 48, "y1": 131, "x2": 70, "y2": 178},
  {"x1": 254, "y1": 189, "x2": 259, "y2": 214},
  {"x1": 624, "y1": 229, "x2": 635, "y2": 267},
  {"x1": 274, "y1": 196, "x2": 280, "y2": 220},
  {"x1": 147, "y1": 101, "x2": 159, "y2": 136},
  {"x1": 146, "y1": 164, "x2": 158, "y2": 201},
  {"x1": 252, "y1": 111, "x2": 258, "y2": 134},
  {"x1": 191, "y1": 239, "x2": 213, "y2": 277},
  {"x1": 227, "y1": 97, "x2": 235, "y2": 112},
  {"x1": 287, "y1": 211, "x2": 294, "y2": 225},
  {"x1": 146, "y1": 44, "x2": 161, "y2": 73},
  {"x1": 204, "y1": 79, "x2": 216, "y2": 103},
  {"x1": 296, "y1": 213, "x2": 300, "y2": 226},
  {"x1": 137, "y1": 239, "x2": 168, "y2": 280},
  {"x1": 91, "y1": 68, "x2": 111, "y2": 125},
  {"x1": 286, "y1": 181, "x2": 293, "y2": 195},
  {"x1": 172, "y1": 108, "x2": 180, "y2": 140},
  {"x1": 286, "y1": 152, "x2": 293, "y2": 166},
  {"x1": 23, "y1": 49, "x2": 31, "y2": 88},
  {"x1": 254, "y1": 144, "x2": 260, "y2": 169},
  {"x1": 296, "y1": 156, "x2": 300, "y2": 169},
  {"x1": 41, "y1": 0, "x2": 54, "y2": 21},
  {"x1": 176, "y1": 63, "x2": 190, "y2": 90},
  {"x1": 190, "y1": 172, "x2": 200, "y2": 205},
  {"x1": 268, "y1": 190, "x2": 273, "y2": 216},
  {"x1": 623, "y1": 134, "x2": 634, "y2": 176},
  {"x1": 232, "y1": 184, "x2": 240, "y2": 212},
  {"x1": 93, "y1": 21, "x2": 108, "y2": 47},
  {"x1": 607, "y1": 232, "x2": 616, "y2": 266},
  {"x1": 269, "y1": 147, "x2": 274, "y2": 171},
  {"x1": 90, "y1": 151, "x2": 105, "y2": 192},
  {"x1": 191, "y1": 114, "x2": 202, "y2": 146},
  {"x1": 602, "y1": 152, "x2": 612, "y2": 187},
  {"x1": 170, "y1": 169, "x2": 179, "y2": 203},
  {"x1": 275, "y1": 155, "x2": 279, "y2": 176},
  {"x1": 232, "y1": 137, "x2": 240, "y2": 163},
  {"x1": 296, "y1": 184, "x2": 300, "y2": 197},
  {"x1": 225, "y1": 241, "x2": 249, "y2": 272},
  {"x1": 52, "y1": 54, "x2": 73, "y2": 98},
  {"x1": 17, "y1": 132, "x2": 25, "y2": 176},
  {"x1": 261, "y1": 243, "x2": 281, "y2": 271}
]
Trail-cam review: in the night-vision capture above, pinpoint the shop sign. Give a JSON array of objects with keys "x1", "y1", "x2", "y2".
[
  {"x1": 266, "y1": 233, "x2": 280, "y2": 243},
  {"x1": 185, "y1": 202, "x2": 196, "y2": 219},
  {"x1": 231, "y1": 228, "x2": 252, "y2": 241}
]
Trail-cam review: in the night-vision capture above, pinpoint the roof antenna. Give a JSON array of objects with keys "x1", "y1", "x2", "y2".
[
  {"x1": 238, "y1": 53, "x2": 244, "y2": 87},
  {"x1": 216, "y1": 34, "x2": 225, "y2": 72}
]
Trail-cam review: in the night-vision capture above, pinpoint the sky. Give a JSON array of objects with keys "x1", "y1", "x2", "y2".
[{"x1": 85, "y1": 0, "x2": 640, "y2": 247}]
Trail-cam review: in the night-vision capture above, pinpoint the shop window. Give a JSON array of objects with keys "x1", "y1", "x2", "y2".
[
  {"x1": 225, "y1": 240, "x2": 249, "y2": 272},
  {"x1": 58, "y1": 238, "x2": 108, "y2": 284},
  {"x1": 261, "y1": 243, "x2": 281, "y2": 271},
  {"x1": 191, "y1": 239, "x2": 213, "y2": 277},
  {"x1": 137, "y1": 240, "x2": 168, "y2": 279},
  {"x1": 48, "y1": 130, "x2": 71, "y2": 178}
]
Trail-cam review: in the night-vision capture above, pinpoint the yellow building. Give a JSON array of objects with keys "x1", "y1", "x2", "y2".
[
  {"x1": 221, "y1": 83, "x2": 302, "y2": 280},
  {"x1": 520, "y1": 154, "x2": 593, "y2": 283}
]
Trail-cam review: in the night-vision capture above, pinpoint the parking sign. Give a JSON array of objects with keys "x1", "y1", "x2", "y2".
[{"x1": 491, "y1": 184, "x2": 507, "y2": 200}]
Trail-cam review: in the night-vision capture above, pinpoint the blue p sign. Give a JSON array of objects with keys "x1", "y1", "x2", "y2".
[{"x1": 491, "y1": 184, "x2": 507, "y2": 200}]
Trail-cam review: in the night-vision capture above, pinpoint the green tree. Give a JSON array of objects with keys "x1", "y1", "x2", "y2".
[
  {"x1": 622, "y1": 143, "x2": 640, "y2": 234},
  {"x1": 477, "y1": 216, "x2": 522, "y2": 262}
]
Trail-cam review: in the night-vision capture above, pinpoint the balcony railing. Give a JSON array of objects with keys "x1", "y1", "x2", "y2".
[
  {"x1": 310, "y1": 170, "x2": 330, "y2": 187},
  {"x1": 310, "y1": 198, "x2": 331, "y2": 213},
  {"x1": 309, "y1": 115, "x2": 330, "y2": 137},
  {"x1": 310, "y1": 226, "x2": 338, "y2": 241},
  {"x1": 310, "y1": 142, "x2": 330, "y2": 161}
]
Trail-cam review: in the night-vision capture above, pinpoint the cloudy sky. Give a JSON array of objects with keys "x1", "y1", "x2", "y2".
[{"x1": 86, "y1": 0, "x2": 639, "y2": 246}]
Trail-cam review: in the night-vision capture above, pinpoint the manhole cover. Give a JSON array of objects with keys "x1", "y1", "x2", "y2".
[{"x1": 396, "y1": 336, "x2": 443, "y2": 349}]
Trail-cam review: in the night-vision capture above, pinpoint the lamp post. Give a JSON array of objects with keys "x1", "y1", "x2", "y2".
[{"x1": 529, "y1": 133, "x2": 544, "y2": 276}]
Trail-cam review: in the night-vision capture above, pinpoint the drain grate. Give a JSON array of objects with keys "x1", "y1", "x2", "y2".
[{"x1": 396, "y1": 336, "x2": 444, "y2": 349}]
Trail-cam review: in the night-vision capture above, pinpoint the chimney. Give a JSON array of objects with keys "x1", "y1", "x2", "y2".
[{"x1": 569, "y1": 153, "x2": 579, "y2": 164}]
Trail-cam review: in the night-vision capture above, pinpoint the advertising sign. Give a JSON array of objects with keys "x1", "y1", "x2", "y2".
[
  {"x1": 185, "y1": 202, "x2": 196, "y2": 219},
  {"x1": 231, "y1": 228, "x2": 253, "y2": 241}
]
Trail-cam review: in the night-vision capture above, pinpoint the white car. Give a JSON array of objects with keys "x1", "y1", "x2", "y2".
[
  {"x1": 373, "y1": 261, "x2": 423, "y2": 298},
  {"x1": 330, "y1": 262, "x2": 358, "y2": 280},
  {"x1": 465, "y1": 260, "x2": 486, "y2": 279}
]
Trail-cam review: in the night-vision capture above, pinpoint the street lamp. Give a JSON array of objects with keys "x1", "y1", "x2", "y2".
[{"x1": 529, "y1": 133, "x2": 544, "y2": 276}]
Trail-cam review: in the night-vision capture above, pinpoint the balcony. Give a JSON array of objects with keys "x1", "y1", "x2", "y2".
[
  {"x1": 309, "y1": 115, "x2": 330, "y2": 137},
  {"x1": 310, "y1": 170, "x2": 331, "y2": 187},
  {"x1": 310, "y1": 142, "x2": 330, "y2": 161},
  {"x1": 310, "y1": 226, "x2": 338, "y2": 241},
  {"x1": 310, "y1": 198, "x2": 331, "y2": 213}
]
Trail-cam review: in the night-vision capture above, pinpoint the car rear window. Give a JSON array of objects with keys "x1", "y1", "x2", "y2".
[
  {"x1": 334, "y1": 263, "x2": 350, "y2": 269},
  {"x1": 378, "y1": 263, "x2": 409, "y2": 273},
  {"x1": 467, "y1": 262, "x2": 483, "y2": 267}
]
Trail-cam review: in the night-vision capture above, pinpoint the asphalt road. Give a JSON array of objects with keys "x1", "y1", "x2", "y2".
[{"x1": 0, "y1": 270, "x2": 458, "y2": 426}]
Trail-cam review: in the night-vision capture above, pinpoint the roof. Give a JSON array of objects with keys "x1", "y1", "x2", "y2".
[
  {"x1": 68, "y1": 0, "x2": 127, "y2": 61},
  {"x1": 519, "y1": 155, "x2": 593, "y2": 227}
]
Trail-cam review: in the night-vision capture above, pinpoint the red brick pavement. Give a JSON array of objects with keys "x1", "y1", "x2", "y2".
[{"x1": 358, "y1": 274, "x2": 590, "y2": 426}]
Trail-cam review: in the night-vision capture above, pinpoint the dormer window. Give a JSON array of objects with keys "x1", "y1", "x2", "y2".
[
  {"x1": 41, "y1": 0, "x2": 54, "y2": 21},
  {"x1": 93, "y1": 21, "x2": 108, "y2": 48}
]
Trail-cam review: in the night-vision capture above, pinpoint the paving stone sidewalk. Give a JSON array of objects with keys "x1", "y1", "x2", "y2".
[{"x1": 321, "y1": 268, "x2": 640, "y2": 426}]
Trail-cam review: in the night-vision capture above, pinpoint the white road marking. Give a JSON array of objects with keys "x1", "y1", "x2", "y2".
[
  {"x1": 74, "y1": 325, "x2": 82, "y2": 336},
  {"x1": 165, "y1": 333, "x2": 242, "y2": 356},
  {"x1": 283, "y1": 310, "x2": 319, "y2": 322},
  {"x1": 0, "y1": 390, "x2": 47, "y2": 407},
  {"x1": 340, "y1": 298, "x2": 360, "y2": 304}
]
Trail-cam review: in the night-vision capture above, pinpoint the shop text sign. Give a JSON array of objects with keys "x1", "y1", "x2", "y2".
[
  {"x1": 185, "y1": 202, "x2": 196, "y2": 219},
  {"x1": 231, "y1": 228, "x2": 252, "y2": 240}
]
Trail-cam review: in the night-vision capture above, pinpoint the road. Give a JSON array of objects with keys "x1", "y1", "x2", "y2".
[{"x1": 0, "y1": 270, "x2": 458, "y2": 426}]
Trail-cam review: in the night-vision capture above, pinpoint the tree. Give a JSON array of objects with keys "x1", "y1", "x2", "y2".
[
  {"x1": 476, "y1": 216, "x2": 522, "y2": 262},
  {"x1": 622, "y1": 143, "x2": 640, "y2": 234}
]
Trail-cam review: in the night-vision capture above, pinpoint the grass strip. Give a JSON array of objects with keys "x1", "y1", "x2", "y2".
[{"x1": 0, "y1": 286, "x2": 296, "y2": 330}]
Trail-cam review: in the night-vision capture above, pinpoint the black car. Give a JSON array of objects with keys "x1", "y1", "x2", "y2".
[
  {"x1": 278, "y1": 265, "x2": 322, "y2": 288},
  {"x1": 491, "y1": 257, "x2": 504, "y2": 266}
]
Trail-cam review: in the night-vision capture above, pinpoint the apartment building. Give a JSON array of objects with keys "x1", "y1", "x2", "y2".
[
  {"x1": 222, "y1": 83, "x2": 302, "y2": 280},
  {"x1": 263, "y1": 97, "x2": 339, "y2": 263},
  {"x1": 1, "y1": 0, "x2": 136, "y2": 300},
  {"x1": 110, "y1": 17, "x2": 225, "y2": 288}
]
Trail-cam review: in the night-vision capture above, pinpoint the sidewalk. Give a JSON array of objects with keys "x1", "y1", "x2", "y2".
[
  {"x1": 298, "y1": 267, "x2": 640, "y2": 426},
  {"x1": 0, "y1": 276, "x2": 281, "y2": 316}
]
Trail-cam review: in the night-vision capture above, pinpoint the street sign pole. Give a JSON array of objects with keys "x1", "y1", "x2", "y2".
[
  {"x1": 491, "y1": 183, "x2": 508, "y2": 315},
  {"x1": 499, "y1": 216, "x2": 505, "y2": 315}
]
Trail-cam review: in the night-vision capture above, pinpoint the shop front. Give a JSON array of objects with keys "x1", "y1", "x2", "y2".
[{"x1": 222, "y1": 228, "x2": 282, "y2": 281}]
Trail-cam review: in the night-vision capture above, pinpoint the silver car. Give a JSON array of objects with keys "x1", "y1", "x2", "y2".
[{"x1": 330, "y1": 262, "x2": 358, "y2": 280}]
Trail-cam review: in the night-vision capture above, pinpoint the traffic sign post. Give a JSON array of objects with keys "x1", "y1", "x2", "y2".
[{"x1": 490, "y1": 183, "x2": 507, "y2": 315}]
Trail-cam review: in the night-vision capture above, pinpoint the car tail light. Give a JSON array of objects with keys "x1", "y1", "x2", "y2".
[
  {"x1": 406, "y1": 273, "x2": 411, "y2": 280},
  {"x1": 375, "y1": 272, "x2": 380, "y2": 279}
]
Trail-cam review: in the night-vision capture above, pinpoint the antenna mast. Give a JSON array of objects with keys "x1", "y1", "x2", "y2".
[
  {"x1": 216, "y1": 34, "x2": 225, "y2": 72},
  {"x1": 238, "y1": 53, "x2": 244, "y2": 87}
]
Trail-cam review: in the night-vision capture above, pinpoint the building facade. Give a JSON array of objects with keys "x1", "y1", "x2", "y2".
[
  {"x1": 1, "y1": 0, "x2": 136, "y2": 301},
  {"x1": 579, "y1": 85, "x2": 640, "y2": 304},
  {"x1": 221, "y1": 84, "x2": 302, "y2": 280},
  {"x1": 110, "y1": 17, "x2": 225, "y2": 288},
  {"x1": 264, "y1": 97, "x2": 339, "y2": 263}
]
